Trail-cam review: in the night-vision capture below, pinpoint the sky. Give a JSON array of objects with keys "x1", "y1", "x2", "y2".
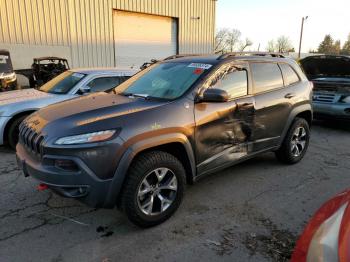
[{"x1": 216, "y1": 0, "x2": 349, "y2": 52}]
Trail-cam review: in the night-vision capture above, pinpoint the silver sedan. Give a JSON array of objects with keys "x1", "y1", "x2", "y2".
[{"x1": 0, "y1": 68, "x2": 137, "y2": 148}]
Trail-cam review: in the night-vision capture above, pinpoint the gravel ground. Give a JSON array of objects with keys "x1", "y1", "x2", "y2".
[{"x1": 0, "y1": 121, "x2": 349, "y2": 262}]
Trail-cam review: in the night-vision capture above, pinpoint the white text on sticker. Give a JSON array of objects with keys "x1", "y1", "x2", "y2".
[{"x1": 188, "y1": 63, "x2": 212, "y2": 70}]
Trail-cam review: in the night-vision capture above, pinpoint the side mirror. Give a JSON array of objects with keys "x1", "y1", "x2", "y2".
[
  {"x1": 77, "y1": 86, "x2": 91, "y2": 95},
  {"x1": 200, "y1": 88, "x2": 229, "y2": 103}
]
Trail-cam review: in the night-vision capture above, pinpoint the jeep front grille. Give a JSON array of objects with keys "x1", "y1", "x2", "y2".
[{"x1": 19, "y1": 122, "x2": 44, "y2": 155}]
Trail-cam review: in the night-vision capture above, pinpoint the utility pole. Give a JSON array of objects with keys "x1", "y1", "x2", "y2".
[{"x1": 298, "y1": 16, "x2": 308, "y2": 59}]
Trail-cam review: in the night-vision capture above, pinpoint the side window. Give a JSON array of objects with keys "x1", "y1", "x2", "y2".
[
  {"x1": 279, "y1": 63, "x2": 300, "y2": 86},
  {"x1": 251, "y1": 63, "x2": 284, "y2": 93},
  {"x1": 87, "y1": 76, "x2": 123, "y2": 92},
  {"x1": 205, "y1": 64, "x2": 248, "y2": 99}
]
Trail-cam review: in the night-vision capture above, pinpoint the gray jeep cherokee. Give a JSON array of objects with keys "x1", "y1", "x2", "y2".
[{"x1": 17, "y1": 53, "x2": 313, "y2": 227}]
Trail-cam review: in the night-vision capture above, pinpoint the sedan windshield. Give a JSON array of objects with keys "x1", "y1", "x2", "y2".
[
  {"x1": 39, "y1": 71, "x2": 86, "y2": 94},
  {"x1": 115, "y1": 62, "x2": 211, "y2": 100}
]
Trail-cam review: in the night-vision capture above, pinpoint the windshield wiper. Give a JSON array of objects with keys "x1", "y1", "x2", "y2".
[{"x1": 121, "y1": 93, "x2": 150, "y2": 99}]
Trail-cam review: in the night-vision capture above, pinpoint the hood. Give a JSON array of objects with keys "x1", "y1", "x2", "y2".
[
  {"x1": 300, "y1": 55, "x2": 350, "y2": 80},
  {"x1": 0, "y1": 89, "x2": 54, "y2": 106},
  {"x1": 29, "y1": 92, "x2": 169, "y2": 137}
]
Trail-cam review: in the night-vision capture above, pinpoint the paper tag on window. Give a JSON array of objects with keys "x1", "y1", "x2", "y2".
[
  {"x1": 188, "y1": 63, "x2": 212, "y2": 70},
  {"x1": 72, "y1": 73, "x2": 85, "y2": 79}
]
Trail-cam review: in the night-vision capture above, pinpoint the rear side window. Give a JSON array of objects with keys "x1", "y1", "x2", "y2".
[
  {"x1": 251, "y1": 63, "x2": 284, "y2": 93},
  {"x1": 206, "y1": 64, "x2": 248, "y2": 99},
  {"x1": 279, "y1": 63, "x2": 300, "y2": 86},
  {"x1": 87, "y1": 76, "x2": 124, "y2": 92}
]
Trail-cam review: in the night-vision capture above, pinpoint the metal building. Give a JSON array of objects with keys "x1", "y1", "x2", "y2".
[{"x1": 0, "y1": 0, "x2": 216, "y2": 70}]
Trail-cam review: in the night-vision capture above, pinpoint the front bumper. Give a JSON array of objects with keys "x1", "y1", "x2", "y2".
[
  {"x1": 16, "y1": 142, "x2": 122, "y2": 208},
  {"x1": 0, "y1": 116, "x2": 11, "y2": 145},
  {"x1": 0, "y1": 77, "x2": 17, "y2": 90},
  {"x1": 313, "y1": 102, "x2": 350, "y2": 120}
]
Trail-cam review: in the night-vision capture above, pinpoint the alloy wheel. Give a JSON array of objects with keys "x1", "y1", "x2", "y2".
[
  {"x1": 137, "y1": 167, "x2": 178, "y2": 216},
  {"x1": 290, "y1": 126, "x2": 307, "y2": 157}
]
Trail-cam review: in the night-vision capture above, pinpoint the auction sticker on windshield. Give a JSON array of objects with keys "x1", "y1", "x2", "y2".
[{"x1": 188, "y1": 63, "x2": 212, "y2": 70}]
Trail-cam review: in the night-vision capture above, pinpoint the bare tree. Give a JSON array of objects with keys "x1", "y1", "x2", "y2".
[
  {"x1": 239, "y1": 38, "x2": 253, "y2": 51},
  {"x1": 266, "y1": 36, "x2": 294, "y2": 53},
  {"x1": 266, "y1": 40, "x2": 276, "y2": 52},
  {"x1": 215, "y1": 28, "x2": 242, "y2": 53},
  {"x1": 226, "y1": 29, "x2": 242, "y2": 52},
  {"x1": 215, "y1": 28, "x2": 230, "y2": 53},
  {"x1": 276, "y1": 36, "x2": 293, "y2": 53}
]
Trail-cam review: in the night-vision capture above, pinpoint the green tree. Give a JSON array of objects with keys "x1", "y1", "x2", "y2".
[
  {"x1": 334, "y1": 40, "x2": 341, "y2": 55},
  {"x1": 341, "y1": 34, "x2": 350, "y2": 55},
  {"x1": 318, "y1": 35, "x2": 337, "y2": 54}
]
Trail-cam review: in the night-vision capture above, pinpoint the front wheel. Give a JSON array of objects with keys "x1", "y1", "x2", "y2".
[
  {"x1": 8, "y1": 115, "x2": 28, "y2": 150},
  {"x1": 121, "y1": 151, "x2": 186, "y2": 227},
  {"x1": 275, "y1": 117, "x2": 310, "y2": 164}
]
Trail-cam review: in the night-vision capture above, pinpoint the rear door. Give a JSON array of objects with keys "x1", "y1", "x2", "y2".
[
  {"x1": 194, "y1": 61, "x2": 255, "y2": 175},
  {"x1": 251, "y1": 62, "x2": 297, "y2": 151}
]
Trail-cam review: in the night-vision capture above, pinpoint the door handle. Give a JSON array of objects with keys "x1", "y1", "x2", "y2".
[{"x1": 285, "y1": 93, "x2": 295, "y2": 99}]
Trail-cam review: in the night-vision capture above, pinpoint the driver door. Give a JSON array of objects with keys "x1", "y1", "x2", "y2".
[{"x1": 194, "y1": 62, "x2": 255, "y2": 176}]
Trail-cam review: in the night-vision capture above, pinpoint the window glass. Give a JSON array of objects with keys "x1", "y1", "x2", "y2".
[
  {"x1": 87, "y1": 76, "x2": 125, "y2": 92},
  {"x1": 205, "y1": 64, "x2": 248, "y2": 99},
  {"x1": 251, "y1": 63, "x2": 284, "y2": 93},
  {"x1": 279, "y1": 63, "x2": 300, "y2": 86},
  {"x1": 39, "y1": 71, "x2": 86, "y2": 94}
]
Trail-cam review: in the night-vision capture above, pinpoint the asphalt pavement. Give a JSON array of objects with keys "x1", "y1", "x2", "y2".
[{"x1": 0, "y1": 121, "x2": 349, "y2": 262}]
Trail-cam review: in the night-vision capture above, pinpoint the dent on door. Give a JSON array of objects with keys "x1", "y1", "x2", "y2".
[{"x1": 195, "y1": 97, "x2": 255, "y2": 175}]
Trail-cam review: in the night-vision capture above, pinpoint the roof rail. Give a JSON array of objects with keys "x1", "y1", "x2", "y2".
[
  {"x1": 163, "y1": 54, "x2": 205, "y2": 61},
  {"x1": 217, "y1": 52, "x2": 286, "y2": 60}
]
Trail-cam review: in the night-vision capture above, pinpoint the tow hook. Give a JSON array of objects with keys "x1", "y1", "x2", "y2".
[{"x1": 37, "y1": 183, "x2": 48, "y2": 191}]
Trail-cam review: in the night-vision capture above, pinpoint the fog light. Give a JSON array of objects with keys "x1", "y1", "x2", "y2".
[{"x1": 54, "y1": 159, "x2": 79, "y2": 172}]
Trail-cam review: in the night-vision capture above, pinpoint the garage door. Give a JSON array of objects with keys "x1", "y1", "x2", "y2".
[{"x1": 113, "y1": 11, "x2": 178, "y2": 69}]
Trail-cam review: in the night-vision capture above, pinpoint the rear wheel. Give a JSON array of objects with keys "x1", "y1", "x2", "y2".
[
  {"x1": 121, "y1": 151, "x2": 186, "y2": 227},
  {"x1": 8, "y1": 115, "x2": 27, "y2": 150},
  {"x1": 275, "y1": 117, "x2": 310, "y2": 164}
]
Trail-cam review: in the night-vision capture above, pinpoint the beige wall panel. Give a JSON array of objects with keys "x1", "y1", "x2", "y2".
[
  {"x1": 1, "y1": 0, "x2": 216, "y2": 69},
  {"x1": 1, "y1": 43, "x2": 71, "y2": 69}
]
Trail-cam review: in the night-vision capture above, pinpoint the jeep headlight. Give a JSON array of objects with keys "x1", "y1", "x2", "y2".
[
  {"x1": 55, "y1": 130, "x2": 116, "y2": 145},
  {"x1": 340, "y1": 96, "x2": 350, "y2": 103}
]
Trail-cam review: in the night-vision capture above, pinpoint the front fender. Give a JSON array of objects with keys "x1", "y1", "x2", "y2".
[{"x1": 103, "y1": 133, "x2": 196, "y2": 208}]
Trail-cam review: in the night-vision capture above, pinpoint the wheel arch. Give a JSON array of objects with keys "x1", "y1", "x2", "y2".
[
  {"x1": 104, "y1": 133, "x2": 196, "y2": 208},
  {"x1": 279, "y1": 104, "x2": 313, "y2": 147},
  {"x1": 3, "y1": 110, "x2": 37, "y2": 144}
]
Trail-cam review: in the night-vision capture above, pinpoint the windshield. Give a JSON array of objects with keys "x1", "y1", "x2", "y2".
[
  {"x1": 39, "y1": 71, "x2": 86, "y2": 94},
  {"x1": 114, "y1": 62, "x2": 211, "y2": 100},
  {"x1": 0, "y1": 52, "x2": 13, "y2": 73}
]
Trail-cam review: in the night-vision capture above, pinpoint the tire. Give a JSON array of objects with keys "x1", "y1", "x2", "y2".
[
  {"x1": 275, "y1": 117, "x2": 310, "y2": 164},
  {"x1": 8, "y1": 115, "x2": 28, "y2": 150},
  {"x1": 121, "y1": 151, "x2": 186, "y2": 228}
]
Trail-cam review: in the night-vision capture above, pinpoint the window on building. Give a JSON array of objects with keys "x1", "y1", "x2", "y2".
[
  {"x1": 251, "y1": 63, "x2": 284, "y2": 93},
  {"x1": 279, "y1": 63, "x2": 300, "y2": 86}
]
